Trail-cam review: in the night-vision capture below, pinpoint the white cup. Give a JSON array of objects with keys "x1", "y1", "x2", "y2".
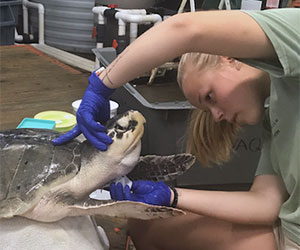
[
  {"x1": 72, "y1": 99, "x2": 119, "y2": 118},
  {"x1": 109, "y1": 100, "x2": 119, "y2": 118}
]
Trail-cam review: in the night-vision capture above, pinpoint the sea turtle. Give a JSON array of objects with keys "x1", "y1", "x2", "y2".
[{"x1": 0, "y1": 110, "x2": 195, "y2": 223}]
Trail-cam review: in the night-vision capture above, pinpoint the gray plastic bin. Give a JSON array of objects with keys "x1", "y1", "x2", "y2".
[{"x1": 0, "y1": 0, "x2": 22, "y2": 45}]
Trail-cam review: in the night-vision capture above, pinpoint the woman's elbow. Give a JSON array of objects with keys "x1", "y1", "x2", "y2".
[{"x1": 164, "y1": 13, "x2": 202, "y2": 51}]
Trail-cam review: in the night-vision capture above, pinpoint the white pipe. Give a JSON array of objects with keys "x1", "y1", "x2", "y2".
[
  {"x1": 118, "y1": 18, "x2": 126, "y2": 36},
  {"x1": 92, "y1": 6, "x2": 146, "y2": 16},
  {"x1": 116, "y1": 8, "x2": 146, "y2": 15},
  {"x1": 32, "y1": 44, "x2": 95, "y2": 72},
  {"x1": 218, "y1": 0, "x2": 231, "y2": 10},
  {"x1": 129, "y1": 23, "x2": 138, "y2": 43},
  {"x1": 189, "y1": 0, "x2": 196, "y2": 11},
  {"x1": 178, "y1": 0, "x2": 188, "y2": 13},
  {"x1": 94, "y1": 42, "x2": 104, "y2": 69},
  {"x1": 115, "y1": 12, "x2": 161, "y2": 41},
  {"x1": 225, "y1": 0, "x2": 232, "y2": 10},
  {"x1": 22, "y1": 0, "x2": 45, "y2": 44},
  {"x1": 93, "y1": 6, "x2": 162, "y2": 44},
  {"x1": 218, "y1": 0, "x2": 224, "y2": 9},
  {"x1": 92, "y1": 6, "x2": 149, "y2": 42},
  {"x1": 15, "y1": 28, "x2": 23, "y2": 42},
  {"x1": 94, "y1": 8, "x2": 105, "y2": 50},
  {"x1": 115, "y1": 12, "x2": 162, "y2": 24},
  {"x1": 15, "y1": 28, "x2": 34, "y2": 42},
  {"x1": 92, "y1": 6, "x2": 105, "y2": 17},
  {"x1": 23, "y1": 4, "x2": 29, "y2": 34}
]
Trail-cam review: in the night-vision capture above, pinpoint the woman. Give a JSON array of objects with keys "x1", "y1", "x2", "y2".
[{"x1": 54, "y1": 8, "x2": 300, "y2": 249}]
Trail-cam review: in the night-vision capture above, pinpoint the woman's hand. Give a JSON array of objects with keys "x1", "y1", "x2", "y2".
[
  {"x1": 110, "y1": 181, "x2": 172, "y2": 206},
  {"x1": 53, "y1": 70, "x2": 115, "y2": 151}
]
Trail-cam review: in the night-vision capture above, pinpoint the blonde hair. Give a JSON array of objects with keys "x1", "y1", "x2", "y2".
[
  {"x1": 177, "y1": 53, "x2": 221, "y2": 89},
  {"x1": 178, "y1": 53, "x2": 240, "y2": 166}
]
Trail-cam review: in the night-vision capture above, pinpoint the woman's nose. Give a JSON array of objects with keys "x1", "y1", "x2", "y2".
[{"x1": 211, "y1": 107, "x2": 224, "y2": 122}]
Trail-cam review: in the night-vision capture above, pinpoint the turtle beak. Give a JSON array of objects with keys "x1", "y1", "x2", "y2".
[
  {"x1": 123, "y1": 111, "x2": 145, "y2": 153},
  {"x1": 105, "y1": 110, "x2": 146, "y2": 156},
  {"x1": 131, "y1": 111, "x2": 146, "y2": 134}
]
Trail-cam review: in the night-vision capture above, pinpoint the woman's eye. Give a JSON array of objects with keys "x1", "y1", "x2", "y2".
[{"x1": 205, "y1": 92, "x2": 213, "y2": 103}]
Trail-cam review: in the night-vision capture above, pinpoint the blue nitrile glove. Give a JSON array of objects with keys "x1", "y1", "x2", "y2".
[
  {"x1": 110, "y1": 181, "x2": 171, "y2": 206},
  {"x1": 53, "y1": 70, "x2": 115, "y2": 150}
]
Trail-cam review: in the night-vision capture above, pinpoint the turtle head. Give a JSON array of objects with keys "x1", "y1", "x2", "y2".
[
  {"x1": 54, "y1": 110, "x2": 146, "y2": 199},
  {"x1": 105, "y1": 110, "x2": 146, "y2": 157}
]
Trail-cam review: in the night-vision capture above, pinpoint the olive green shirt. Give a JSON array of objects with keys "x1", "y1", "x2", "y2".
[{"x1": 241, "y1": 9, "x2": 300, "y2": 245}]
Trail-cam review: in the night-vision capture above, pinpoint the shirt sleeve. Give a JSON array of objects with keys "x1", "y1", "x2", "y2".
[{"x1": 241, "y1": 9, "x2": 300, "y2": 78}]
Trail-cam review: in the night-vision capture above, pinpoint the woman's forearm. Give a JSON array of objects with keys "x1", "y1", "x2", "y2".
[
  {"x1": 176, "y1": 189, "x2": 277, "y2": 225},
  {"x1": 175, "y1": 175, "x2": 286, "y2": 225}
]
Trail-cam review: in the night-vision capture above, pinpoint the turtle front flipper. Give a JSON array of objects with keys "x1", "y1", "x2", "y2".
[
  {"x1": 127, "y1": 153, "x2": 195, "y2": 182},
  {"x1": 67, "y1": 198, "x2": 185, "y2": 220}
]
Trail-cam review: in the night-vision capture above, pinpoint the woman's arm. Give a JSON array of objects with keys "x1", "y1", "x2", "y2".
[
  {"x1": 100, "y1": 10, "x2": 277, "y2": 88},
  {"x1": 175, "y1": 175, "x2": 288, "y2": 225}
]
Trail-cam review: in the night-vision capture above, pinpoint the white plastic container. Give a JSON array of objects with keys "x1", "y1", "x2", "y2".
[
  {"x1": 71, "y1": 99, "x2": 82, "y2": 115},
  {"x1": 109, "y1": 100, "x2": 119, "y2": 118},
  {"x1": 72, "y1": 99, "x2": 119, "y2": 118}
]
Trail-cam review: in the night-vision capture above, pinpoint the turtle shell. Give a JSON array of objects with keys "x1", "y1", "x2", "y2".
[{"x1": 0, "y1": 128, "x2": 81, "y2": 218}]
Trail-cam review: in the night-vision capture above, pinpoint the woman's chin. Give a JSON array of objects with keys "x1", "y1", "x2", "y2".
[{"x1": 246, "y1": 116, "x2": 262, "y2": 126}]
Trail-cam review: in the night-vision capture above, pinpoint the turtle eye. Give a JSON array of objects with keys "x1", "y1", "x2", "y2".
[
  {"x1": 128, "y1": 120, "x2": 137, "y2": 131},
  {"x1": 115, "y1": 124, "x2": 125, "y2": 131}
]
